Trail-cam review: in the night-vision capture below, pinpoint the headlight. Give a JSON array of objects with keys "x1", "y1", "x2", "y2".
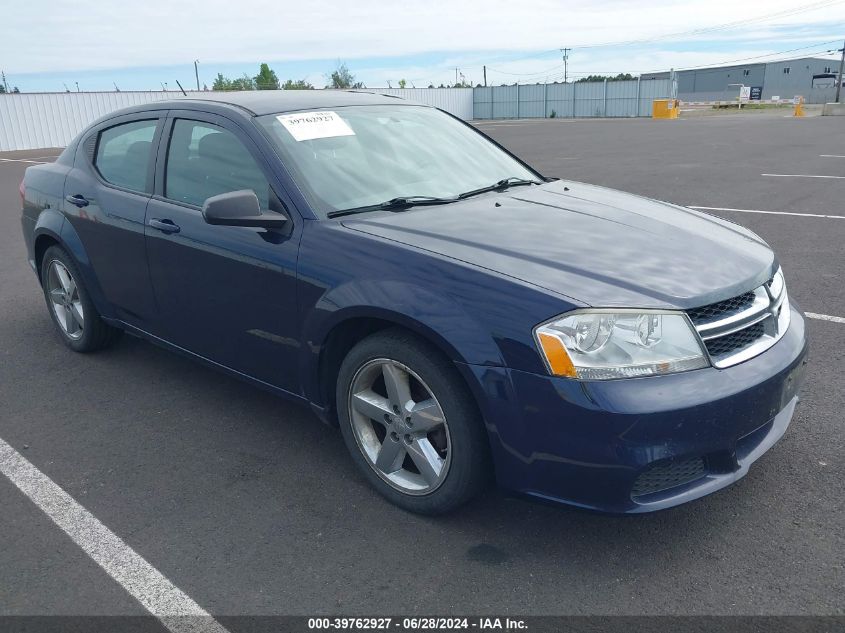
[{"x1": 534, "y1": 310, "x2": 709, "y2": 380}]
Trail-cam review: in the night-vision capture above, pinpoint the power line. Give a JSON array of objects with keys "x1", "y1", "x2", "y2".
[
  {"x1": 486, "y1": 63, "x2": 566, "y2": 77},
  {"x1": 576, "y1": 0, "x2": 845, "y2": 49},
  {"x1": 500, "y1": 40, "x2": 841, "y2": 84},
  {"x1": 481, "y1": 0, "x2": 845, "y2": 65},
  {"x1": 483, "y1": 39, "x2": 824, "y2": 80},
  {"x1": 640, "y1": 41, "x2": 842, "y2": 75}
]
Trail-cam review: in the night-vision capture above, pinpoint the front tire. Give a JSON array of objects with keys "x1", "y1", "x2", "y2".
[
  {"x1": 336, "y1": 329, "x2": 490, "y2": 514},
  {"x1": 41, "y1": 245, "x2": 121, "y2": 353}
]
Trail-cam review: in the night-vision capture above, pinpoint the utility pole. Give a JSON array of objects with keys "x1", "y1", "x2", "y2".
[
  {"x1": 194, "y1": 59, "x2": 200, "y2": 91},
  {"x1": 483, "y1": 65, "x2": 487, "y2": 87},
  {"x1": 1, "y1": 71, "x2": 8, "y2": 92},
  {"x1": 836, "y1": 39, "x2": 845, "y2": 103},
  {"x1": 560, "y1": 48, "x2": 570, "y2": 83},
  {"x1": 455, "y1": 67, "x2": 458, "y2": 86}
]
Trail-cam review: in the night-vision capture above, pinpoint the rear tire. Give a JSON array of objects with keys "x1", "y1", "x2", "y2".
[
  {"x1": 41, "y1": 245, "x2": 122, "y2": 353},
  {"x1": 336, "y1": 328, "x2": 490, "y2": 514}
]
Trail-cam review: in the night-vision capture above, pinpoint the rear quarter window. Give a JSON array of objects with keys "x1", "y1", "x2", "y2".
[{"x1": 94, "y1": 120, "x2": 158, "y2": 193}]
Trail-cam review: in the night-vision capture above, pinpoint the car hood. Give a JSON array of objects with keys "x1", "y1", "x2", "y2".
[{"x1": 341, "y1": 181, "x2": 776, "y2": 309}]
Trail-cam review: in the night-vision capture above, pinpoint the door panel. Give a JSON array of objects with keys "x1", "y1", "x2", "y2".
[
  {"x1": 62, "y1": 116, "x2": 162, "y2": 326},
  {"x1": 144, "y1": 114, "x2": 301, "y2": 392}
]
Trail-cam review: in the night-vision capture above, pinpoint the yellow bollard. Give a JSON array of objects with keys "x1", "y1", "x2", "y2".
[{"x1": 793, "y1": 96, "x2": 805, "y2": 117}]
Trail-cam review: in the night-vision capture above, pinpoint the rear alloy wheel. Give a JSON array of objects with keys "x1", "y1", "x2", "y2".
[
  {"x1": 46, "y1": 260, "x2": 85, "y2": 341},
  {"x1": 337, "y1": 329, "x2": 489, "y2": 514},
  {"x1": 41, "y1": 245, "x2": 121, "y2": 353}
]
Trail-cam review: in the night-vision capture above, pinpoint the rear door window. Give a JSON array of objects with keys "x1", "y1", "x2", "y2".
[
  {"x1": 164, "y1": 119, "x2": 271, "y2": 209},
  {"x1": 94, "y1": 120, "x2": 158, "y2": 193}
]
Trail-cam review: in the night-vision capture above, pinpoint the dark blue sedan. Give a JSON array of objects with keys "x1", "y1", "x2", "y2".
[{"x1": 20, "y1": 92, "x2": 808, "y2": 514}]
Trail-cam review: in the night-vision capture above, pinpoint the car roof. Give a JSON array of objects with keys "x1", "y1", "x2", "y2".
[{"x1": 141, "y1": 90, "x2": 419, "y2": 116}]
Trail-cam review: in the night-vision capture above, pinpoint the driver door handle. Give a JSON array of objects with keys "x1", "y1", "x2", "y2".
[
  {"x1": 65, "y1": 194, "x2": 89, "y2": 208},
  {"x1": 148, "y1": 218, "x2": 181, "y2": 234}
]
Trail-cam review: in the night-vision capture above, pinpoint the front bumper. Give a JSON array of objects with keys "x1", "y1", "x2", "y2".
[{"x1": 460, "y1": 303, "x2": 808, "y2": 513}]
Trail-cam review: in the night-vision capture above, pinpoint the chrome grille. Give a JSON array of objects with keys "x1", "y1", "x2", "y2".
[
  {"x1": 704, "y1": 321, "x2": 765, "y2": 357},
  {"x1": 687, "y1": 269, "x2": 790, "y2": 368},
  {"x1": 688, "y1": 291, "x2": 756, "y2": 326}
]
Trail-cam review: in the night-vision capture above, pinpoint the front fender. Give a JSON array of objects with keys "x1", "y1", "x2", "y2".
[
  {"x1": 299, "y1": 278, "x2": 505, "y2": 404},
  {"x1": 33, "y1": 210, "x2": 115, "y2": 320}
]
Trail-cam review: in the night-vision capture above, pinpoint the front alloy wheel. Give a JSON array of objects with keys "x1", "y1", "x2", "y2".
[
  {"x1": 348, "y1": 359, "x2": 451, "y2": 494},
  {"x1": 336, "y1": 329, "x2": 490, "y2": 514}
]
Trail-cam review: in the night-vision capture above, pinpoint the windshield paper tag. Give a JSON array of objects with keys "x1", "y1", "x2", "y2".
[{"x1": 276, "y1": 111, "x2": 355, "y2": 142}]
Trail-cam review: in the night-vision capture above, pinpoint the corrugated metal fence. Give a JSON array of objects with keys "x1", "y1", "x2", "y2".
[
  {"x1": 0, "y1": 91, "x2": 181, "y2": 151},
  {"x1": 473, "y1": 79, "x2": 675, "y2": 119},
  {"x1": 0, "y1": 82, "x2": 673, "y2": 150},
  {"x1": 372, "y1": 87, "x2": 474, "y2": 119},
  {"x1": 0, "y1": 88, "x2": 475, "y2": 151}
]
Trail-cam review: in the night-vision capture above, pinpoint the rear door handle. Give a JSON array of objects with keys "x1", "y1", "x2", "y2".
[
  {"x1": 148, "y1": 218, "x2": 181, "y2": 234},
  {"x1": 65, "y1": 194, "x2": 89, "y2": 208}
]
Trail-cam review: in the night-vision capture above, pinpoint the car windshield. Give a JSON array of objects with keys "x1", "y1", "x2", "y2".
[{"x1": 256, "y1": 104, "x2": 539, "y2": 217}]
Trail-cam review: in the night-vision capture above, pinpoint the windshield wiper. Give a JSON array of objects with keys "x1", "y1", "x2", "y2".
[
  {"x1": 326, "y1": 178, "x2": 541, "y2": 218},
  {"x1": 457, "y1": 177, "x2": 542, "y2": 200},
  {"x1": 327, "y1": 195, "x2": 458, "y2": 218}
]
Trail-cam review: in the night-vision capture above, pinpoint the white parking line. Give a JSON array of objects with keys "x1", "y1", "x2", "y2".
[
  {"x1": 761, "y1": 173, "x2": 845, "y2": 179},
  {"x1": 688, "y1": 205, "x2": 844, "y2": 219},
  {"x1": 474, "y1": 120, "x2": 578, "y2": 126},
  {"x1": 0, "y1": 437, "x2": 230, "y2": 633},
  {"x1": 0, "y1": 158, "x2": 48, "y2": 164},
  {"x1": 820, "y1": 155, "x2": 845, "y2": 158},
  {"x1": 474, "y1": 123, "x2": 536, "y2": 128},
  {"x1": 805, "y1": 312, "x2": 845, "y2": 324}
]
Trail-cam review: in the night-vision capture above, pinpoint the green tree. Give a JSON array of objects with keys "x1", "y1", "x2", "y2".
[
  {"x1": 212, "y1": 73, "x2": 231, "y2": 91},
  {"x1": 328, "y1": 62, "x2": 364, "y2": 89},
  {"x1": 398, "y1": 78, "x2": 407, "y2": 89},
  {"x1": 282, "y1": 78, "x2": 314, "y2": 90},
  {"x1": 230, "y1": 74, "x2": 256, "y2": 90},
  {"x1": 254, "y1": 63, "x2": 280, "y2": 90},
  {"x1": 213, "y1": 72, "x2": 256, "y2": 91},
  {"x1": 576, "y1": 73, "x2": 636, "y2": 83}
]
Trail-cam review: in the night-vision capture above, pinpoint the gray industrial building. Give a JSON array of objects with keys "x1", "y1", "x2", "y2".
[{"x1": 642, "y1": 56, "x2": 842, "y2": 103}]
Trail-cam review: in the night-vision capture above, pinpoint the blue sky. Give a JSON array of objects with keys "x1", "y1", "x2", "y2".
[{"x1": 4, "y1": 0, "x2": 844, "y2": 92}]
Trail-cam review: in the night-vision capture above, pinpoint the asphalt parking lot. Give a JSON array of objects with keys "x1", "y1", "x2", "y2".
[{"x1": 0, "y1": 111, "x2": 843, "y2": 622}]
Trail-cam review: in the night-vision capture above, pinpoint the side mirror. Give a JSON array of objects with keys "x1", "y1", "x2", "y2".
[{"x1": 202, "y1": 190, "x2": 288, "y2": 229}]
